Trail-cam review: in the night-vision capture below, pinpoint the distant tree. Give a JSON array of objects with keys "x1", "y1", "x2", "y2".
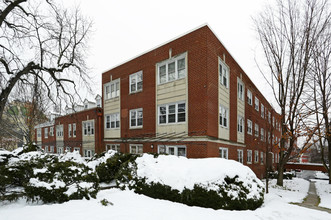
[
  {"x1": 254, "y1": 0, "x2": 330, "y2": 186},
  {"x1": 0, "y1": 0, "x2": 92, "y2": 122}
]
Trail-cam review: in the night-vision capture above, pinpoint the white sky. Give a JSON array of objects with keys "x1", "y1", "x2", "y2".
[{"x1": 63, "y1": 0, "x2": 275, "y2": 106}]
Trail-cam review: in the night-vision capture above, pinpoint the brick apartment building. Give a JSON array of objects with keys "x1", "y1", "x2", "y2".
[
  {"x1": 35, "y1": 96, "x2": 103, "y2": 157},
  {"x1": 102, "y1": 24, "x2": 282, "y2": 178}
]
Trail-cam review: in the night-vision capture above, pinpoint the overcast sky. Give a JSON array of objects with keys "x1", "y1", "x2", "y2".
[{"x1": 64, "y1": 0, "x2": 275, "y2": 106}]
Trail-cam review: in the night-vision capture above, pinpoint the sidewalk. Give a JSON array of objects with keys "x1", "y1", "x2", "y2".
[{"x1": 296, "y1": 181, "x2": 331, "y2": 214}]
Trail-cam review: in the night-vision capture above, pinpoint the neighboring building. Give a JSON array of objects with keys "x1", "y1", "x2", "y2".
[
  {"x1": 101, "y1": 24, "x2": 281, "y2": 178},
  {"x1": 35, "y1": 97, "x2": 103, "y2": 157}
]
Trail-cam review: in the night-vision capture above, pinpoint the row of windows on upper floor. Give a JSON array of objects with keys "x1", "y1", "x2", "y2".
[
  {"x1": 105, "y1": 101, "x2": 186, "y2": 130},
  {"x1": 104, "y1": 53, "x2": 187, "y2": 100},
  {"x1": 37, "y1": 121, "x2": 95, "y2": 139}
]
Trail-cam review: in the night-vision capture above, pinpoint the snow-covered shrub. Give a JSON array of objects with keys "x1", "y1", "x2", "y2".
[
  {"x1": 268, "y1": 171, "x2": 294, "y2": 180},
  {"x1": 131, "y1": 154, "x2": 265, "y2": 210},
  {"x1": 0, "y1": 146, "x2": 99, "y2": 203},
  {"x1": 95, "y1": 152, "x2": 138, "y2": 184}
]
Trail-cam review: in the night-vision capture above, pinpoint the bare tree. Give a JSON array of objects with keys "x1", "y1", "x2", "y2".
[
  {"x1": 309, "y1": 21, "x2": 331, "y2": 183},
  {"x1": 254, "y1": 0, "x2": 331, "y2": 186},
  {"x1": 0, "y1": 0, "x2": 92, "y2": 122}
]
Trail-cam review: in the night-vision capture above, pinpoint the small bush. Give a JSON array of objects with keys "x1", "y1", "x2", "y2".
[{"x1": 268, "y1": 171, "x2": 294, "y2": 180}]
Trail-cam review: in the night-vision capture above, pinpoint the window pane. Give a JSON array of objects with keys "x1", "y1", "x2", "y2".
[
  {"x1": 178, "y1": 58, "x2": 185, "y2": 78},
  {"x1": 131, "y1": 119, "x2": 136, "y2": 127},
  {"x1": 178, "y1": 147, "x2": 186, "y2": 156},
  {"x1": 159, "y1": 115, "x2": 166, "y2": 124},
  {"x1": 160, "y1": 106, "x2": 166, "y2": 115},
  {"x1": 168, "y1": 62, "x2": 176, "y2": 81},
  {"x1": 178, "y1": 103, "x2": 185, "y2": 112},
  {"x1": 137, "y1": 118, "x2": 143, "y2": 126},
  {"x1": 131, "y1": 84, "x2": 136, "y2": 92},
  {"x1": 111, "y1": 84, "x2": 115, "y2": 97},
  {"x1": 168, "y1": 147, "x2": 175, "y2": 155},
  {"x1": 116, "y1": 82, "x2": 120, "y2": 96},
  {"x1": 159, "y1": 65, "x2": 166, "y2": 83},
  {"x1": 137, "y1": 81, "x2": 142, "y2": 91},
  {"x1": 177, "y1": 113, "x2": 185, "y2": 122},
  {"x1": 168, "y1": 114, "x2": 175, "y2": 123},
  {"x1": 138, "y1": 146, "x2": 143, "y2": 154},
  {"x1": 169, "y1": 105, "x2": 175, "y2": 114}
]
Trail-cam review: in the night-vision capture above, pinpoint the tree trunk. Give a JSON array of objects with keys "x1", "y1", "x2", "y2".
[{"x1": 277, "y1": 160, "x2": 284, "y2": 186}]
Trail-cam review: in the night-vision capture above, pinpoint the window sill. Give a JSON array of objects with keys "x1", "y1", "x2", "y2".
[
  {"x1": 129, "y1": 90, "x2": 143, "y2": 95},
  {"x1": 158, "y1": 122, "x2": 186, "y2": 126},
  {"x1": 158, "y1": 77, "x2": 186, "y2": 86},
  {"x1": 219, "y1": 126, "x2": 229, "y2": 129},
  {"x1": 105, "y1": 128, "x2": 120, "y2": 130},
  {"x1": 129, "y1": 126, "x2": 143, "y2": 130}
]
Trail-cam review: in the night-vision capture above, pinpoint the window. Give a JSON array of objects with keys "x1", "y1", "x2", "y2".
[
  {"x1": 237, "y1": 149, "x2": 243, "y2": 163},
  {"x1": 50, "y1": 127, "x2": 54, "y2": 136},
  {"x1": 56, "y1": 125, "x2": 63, "y2": 137},
  {"x1": 255, "y1": 123, "x2": 259, "y2": 137},
  {"x1": 65, "y1": 146, "x2": 71, "y2": 152},
  {"x1": 247, "y1": 150, "x2": 252, "y2": 164},
  {"x1": 238, "y1": 80, "x2": 244, "y2": 100},
  {"x1": 219, "y1": 147, "x2": 228, "y2": 159},
  {"x1": 247, "y1": 119, "x2": 252, "y2": 135},
  {"x1": 68, "y1": 124, "x2": 72, "y2": 137},
  {"x1": 73, "y1": 123, "x2": 76, "y2": 137},
  {"x1": 261, "y1": 152, "x2": 264, "y2": 164},
  {"x1": 130, "y1": 144, "x2": 143, "y2": 154},
  {"x1": 261, "y1": 104, "x2": 264, "y2": 118},
  {"x1": 83, "y1": 121, "x2": 94, "y2": 136},
  {"x1": 158, "y1": 102, "x2": 186, "y2": 124},
  {"x1": 37, "y1": 128, "x2": 41, "y2": 138},
  {"x1": 238, "y1": 116, "x2": 244, "y2": 133},
  {"x1": 273, "y1": 117, "x2": 275, "y2": 127},
  {"x1": 247, "y1": 90, "x2": 252, "y2": 105},
  {"x1": 255, "y1": 97, "x2": 259, "y2": 111},
  {"x1": 105, "y1": 80, "x2": 120, "y2": 99},
  {"x1": 130, "y1": 71, "x2": 143, "y2": 93},
  {"x1": 105, "y1": 113, "x2": 120, "y2": 129},
  {"x1": 158, "y1": 145, "x2": 186, "y2": 157},
  {"x1": 254, "y1": 150, "x2": 259, "y2": 163},
  {"x1": 44, "y1": 146, "x2": 48, "y2": 153},
  {"x1": 74, "y1": 147, "x2": 80, "y2": 153},
  {"x1": 50, "y1": 146, "x2": 54, "y2": 153},
  {"x1": 219, "y1": 105, "x2": 228, "y2": 128},
  {"x1": 84, "y1": 150, "x2": 94, "y2": 157},
  {"x1": 219, "y1": 59, "x2": 229, "y2": 88},
  {"x1": 268, "y1": 112, "x2": 271, "y2": 123},
  {"x1": 57, "y1": 146, "x2": 64, "y2": 154},
  {"x1": 130, "y1": 108, "x2": 143, "y2": 128},
  {"x1": 44, "y1": 128, "x2": 48, "y2": 138},
  {"x1": 158, "y1": 54, "x2": 186, "y2": 84},
  {"x1": 261, "y1": 128, "x2": 265, "y2": 141},
  {"x1": 106, "y1": 144, "x2": 120, "y2": 152},
  {"x1": 268, "y1": 132, "x2": 271, "y2": 144}
]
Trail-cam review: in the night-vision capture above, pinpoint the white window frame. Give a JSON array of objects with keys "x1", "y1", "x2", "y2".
[
  {"x1": 106, "y1": 144, "x2": 120, "y2": 152},
  {"x1": 261, "y1": 127, "x2": 265, "y2": 141},
  {"x1": 157, "y1": 53, "x2": 186, "y2": 84},
  {"x1": 255, "y1": 97, "x2": 259, "y2": 111},
  {"x1": 68, "y1": 124, "x2": 72, "y2": 137},
  {"x1": 261, "y1": 104, "x2": 264, "y2": 118},
  {"x1": 247, "y1": 119, "x2": 252, "y2": 135},
  {"x1": 37, "y1": 128, "x2": 41, "y2": 138},
  {"x1": 73, "y1": 123, "x2": 76, "y2": 137},
  {"x1": 50, "y1": 146, "x2": 54, "y2": 153},
  {"x1": 247, "y1": 150, "x2": 252, "y2": 164},
  {"x1": 130, "y1": 144, "x2": 143, "y2": 154},
  {"x1": 50, "y1": 127, "x2": 54, "y2": 136},
  {"x1": 255, "y1": 123, "x2": 259, "y2": 137},
  {"x1": 268, "y1": 112, "x2": 271, "y2": 123},
  {"x1": 129, "y1": 70, "x2": 143, "y2": 93},
  {"x1": 219, "y1": 147, "x2": 228, "y2": 159},
  {"x1": 261, "y1": 152, "x2": 264, "y2": 164},
  {"x1": 237, "y1": 79, "x2": 244, "y2": 101},
  {"x1": 238, "y1": 116, "x2": 244, "y2": 133},
  {"x1": 158, "y1": 102, "x2": 186, "y2": 125},
  {"x1": 44, "y1": 128, "x2": 48, "y2": 138},
  {"x1": 219, "y1": 58, "x2": 229, "y2": 88},
  {"x1": 247, "y1": 89, "x2": 252, "y2": 105},
  {"x1": 105, "y1": 113, "x2": 120, "y2": 129},
  {"x1": 44, "y1": 146, "x2": 48, "y2": 153},
  {"x1": 219, "y1": 105, "x2": 229, "y2": 128},
  {"x1": 83, "y1": 120, "x2": 94, "y2": 136},
  {"x1": 57, "y1": 146, "x2": 64, "y2": 154},
  {"x1": 84, "y1": 149, "x2": 94, "y2": 158},
  {"x1": 254, "y1": 150, "x2": 259, "y2": 163},
  {"x1": 104, "y1": 79, "x2": 120, "y2": 100},
  {"x1": 130, "y1": 108, "x2": 143, "y2": 128},
  {"x1": 56, "y1": 125, "x2": 63, "y2": 137},
  {"x1": 158, "y1": 145, "x2": 186, "y2": 157},
  {"x1": 237, "y1": 149, "x2": 243, "y2": 164}
]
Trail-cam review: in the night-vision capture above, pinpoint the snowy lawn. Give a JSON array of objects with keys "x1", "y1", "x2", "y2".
[
  {"x1": 0, "y1": 178, "x2": 330, "y2": 220},
  {"x1": 314, "y1": 179, "x2": 331, "y2": 209}
]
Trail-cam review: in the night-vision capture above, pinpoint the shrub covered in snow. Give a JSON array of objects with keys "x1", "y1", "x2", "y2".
[
  {"x1": 130, "y1": 154, "x2": 264, "y2": 210},
  {"x1": 0, "y1": 145, "x2": 99, "y2": 203}
]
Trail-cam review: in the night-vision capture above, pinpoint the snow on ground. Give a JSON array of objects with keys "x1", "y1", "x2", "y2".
[
  {"x1": 314, "y1": 179, "x2": 331, "y2": 209},
  {"x1": 1, "y1": 178, "x2": 330, "y2": 220},
  {"x1": 265, "y1": 178, "x2": 310, "y2": 203}
]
